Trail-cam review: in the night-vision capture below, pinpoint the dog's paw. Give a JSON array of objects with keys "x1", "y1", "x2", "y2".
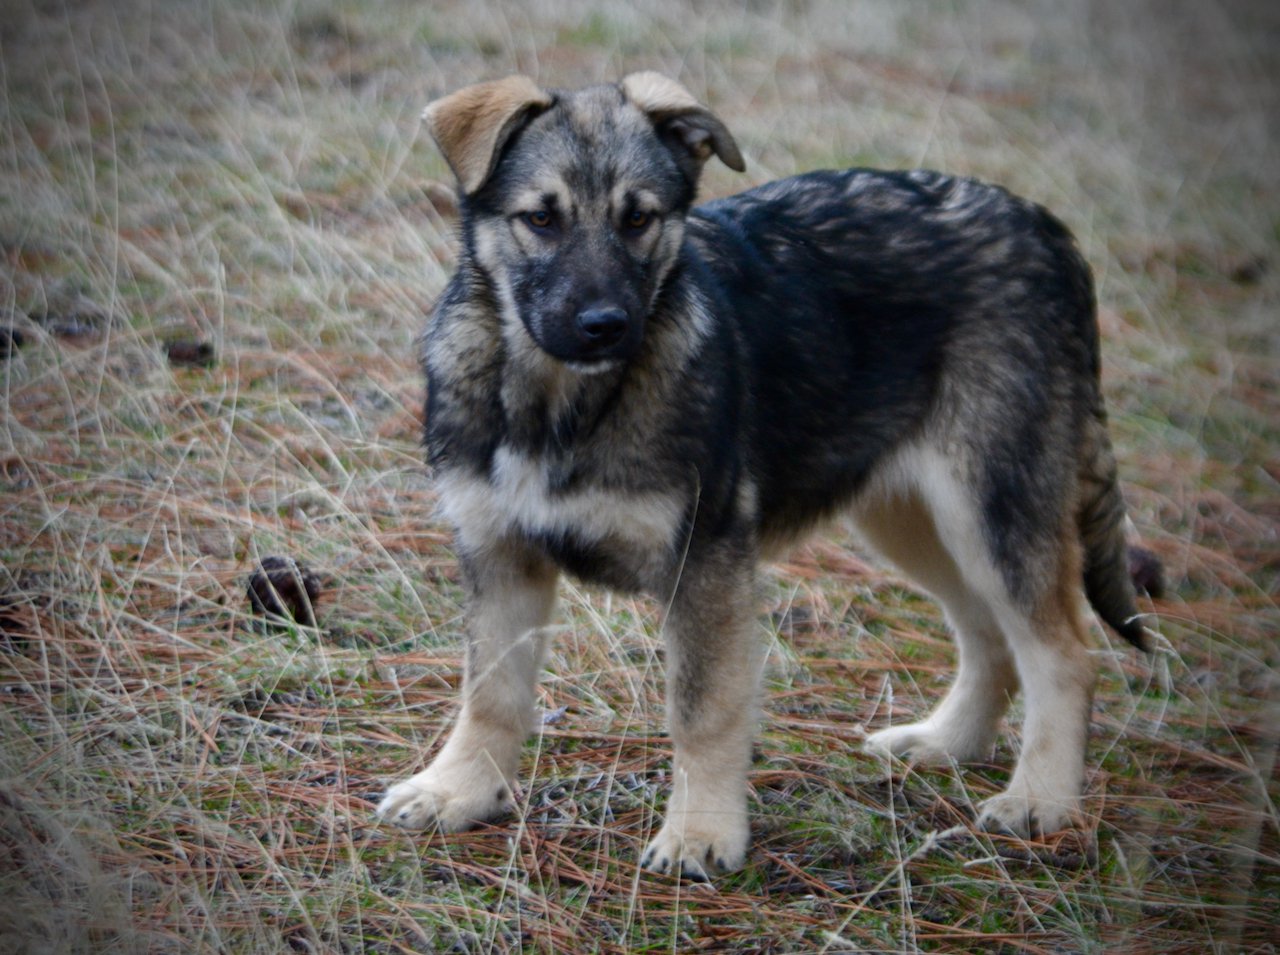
[
  {"x1": 865, "y1": 722, "x2": 950, "y2": 763},
  {"x1": 377, "y1": 764, "x2": 513, "y2": 832},
  {"x1": 976, "y1": 790, "x2": 1078, "y2": 839},
  {"x1": 640, "y1": 813, "x2": 749, "y2": 881},
  {"x1": 865, "y1": 720, "x2": 989, "y2": 765}
]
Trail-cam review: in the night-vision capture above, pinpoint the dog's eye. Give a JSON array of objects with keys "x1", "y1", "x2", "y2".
[
  {"x1": 623, "y1": 210, "x2": 651, "y2": 233},
  {"x1": 523, "y1": 210, "x2": 554, "y2": 233}
]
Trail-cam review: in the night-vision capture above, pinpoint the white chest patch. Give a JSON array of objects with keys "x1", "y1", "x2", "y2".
[{"x1": 437, "y1": 446, "x2": 686, "y2": 556}]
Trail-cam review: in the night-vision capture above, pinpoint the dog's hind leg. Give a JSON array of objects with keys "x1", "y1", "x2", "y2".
[
  {"x1": 862, "y1": 449, "x2": 1094, "y2": 836},
  {"x1": 641, "y1": 544, "x2": 764, "y2": 880},
  {"x1": 859, "y1": 491, "x2": 1019, "y2": 764},
  {"x1": 976, "y1": 544, "x2": 1095, "y2": 836},
  {"x1": 378, "y1": 545, "x2": 558, "y2": 831}
]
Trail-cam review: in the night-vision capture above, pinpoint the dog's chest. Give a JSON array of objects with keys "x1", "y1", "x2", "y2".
[{"x1": 437, "y1": 445, "x2": 686, "y2": 565}]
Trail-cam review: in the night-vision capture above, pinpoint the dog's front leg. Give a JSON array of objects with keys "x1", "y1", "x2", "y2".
[
  {"x1": 379, "y1": 545, "x2": 558, "y2": 831},
  {"x1": 642, "y1": 550, "x2": 763, "y2": 880}
]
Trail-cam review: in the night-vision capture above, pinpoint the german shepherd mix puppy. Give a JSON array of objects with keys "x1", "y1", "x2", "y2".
[{"x1": 377, "y1": 73, "x2": 1153, "y2": 880}]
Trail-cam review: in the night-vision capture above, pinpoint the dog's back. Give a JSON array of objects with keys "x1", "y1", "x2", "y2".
[
  {"x1": 693, "y1": 172, "x2": 1085, "y2": 537},
  {"x1": 686, "y1": 168, "x2": 1142, "y2": 644}
]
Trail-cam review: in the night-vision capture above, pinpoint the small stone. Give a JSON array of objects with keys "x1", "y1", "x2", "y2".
[
  {"x1": 246, "y1": 556, "x2": 321, "y2": 626},
  {"x1": 1230, "y1": 255, "x2": 1266, "y2": 285},
  {"x1": 164, "y1": 338, "x2": 216, "y2": 368}
]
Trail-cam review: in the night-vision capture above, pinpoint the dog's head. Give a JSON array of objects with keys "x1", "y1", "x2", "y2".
[{"x1": 423, "y1": 74, "x2": 743, "y2": 369}]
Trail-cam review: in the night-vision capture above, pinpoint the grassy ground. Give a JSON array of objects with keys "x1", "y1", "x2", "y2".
[{"x1": 1, "y1": 0, "x2": 1276, "y2": 951}]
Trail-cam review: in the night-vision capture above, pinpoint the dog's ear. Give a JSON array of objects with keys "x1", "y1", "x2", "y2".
[
  {"x1": 422, "y1": 76, "x2": 554, "y2": 195},
  {"x1": 620, "y1": 72, "x2": 745, "y2": 175}
]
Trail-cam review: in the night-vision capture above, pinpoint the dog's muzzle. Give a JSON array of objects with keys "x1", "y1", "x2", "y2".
[
  {"x1": 554, "y1": 304, "x2": 642, "y2": 364},
  {"x1": 526, "y1": 301, "x2": 644, "y2": 366},
  {"x1": 576, "y1": 307, "x2": 630, "y2": 351}
]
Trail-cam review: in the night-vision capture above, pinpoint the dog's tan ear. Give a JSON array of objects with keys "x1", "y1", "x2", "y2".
[
  {"x1": 422, "y1": 76, "x2": 554, "y2": 195},
  {"x1": 620, "y1": 72, "x2": 745, "y2": 173}
]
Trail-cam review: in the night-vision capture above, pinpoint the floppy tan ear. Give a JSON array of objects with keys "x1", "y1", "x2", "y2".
[
  {"x1": 422, "y1": 76, "x2": 554, "y2": 195},
  {"x1": 620, "y1": 72, "x2": 745, "y2": 172}
]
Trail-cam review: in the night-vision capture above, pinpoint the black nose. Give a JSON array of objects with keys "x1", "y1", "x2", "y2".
[{"x1": 575, "y1": 308, "x2": 629, "y2": 349}]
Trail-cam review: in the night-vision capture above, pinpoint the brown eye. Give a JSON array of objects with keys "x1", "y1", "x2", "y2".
[
  {"x1": 524, "y1": 210, "x2": 553, "y2": 232},
  {"x1": 624, "y1": 209, "x2": 651, "y2": 232}
]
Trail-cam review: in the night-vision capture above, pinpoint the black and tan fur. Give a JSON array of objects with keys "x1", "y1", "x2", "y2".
[{"x1": 377, "y1": 73, "x2": 1154, "y2": 880}]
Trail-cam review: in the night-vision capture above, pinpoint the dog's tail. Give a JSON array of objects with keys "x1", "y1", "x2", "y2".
[{"x1": 1077, "y1": 411, "x2": 1155, "y2": 651}]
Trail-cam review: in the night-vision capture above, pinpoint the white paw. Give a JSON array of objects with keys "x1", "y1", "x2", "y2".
[
  {"x1": 865, "y1": 720, "x2": 990, "y2": 765},
  {"x1": 977, "y1": 789, "x2": 1078, "y2": 838},
  {"x1": 640, "y1": 811, "x2": 749, "y2": 881},
  {"x1": 377, "y1": 762, "x2": 513, "y2": 832}
]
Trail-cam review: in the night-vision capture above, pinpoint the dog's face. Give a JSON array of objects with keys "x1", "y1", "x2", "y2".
[{"x1": 424, "y1": 74, "x2": 744, "y2": 369}]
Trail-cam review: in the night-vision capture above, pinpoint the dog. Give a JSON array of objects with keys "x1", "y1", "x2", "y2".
[{"x1": 376, "y1": 73, "x2": 1154, "y2": 880}]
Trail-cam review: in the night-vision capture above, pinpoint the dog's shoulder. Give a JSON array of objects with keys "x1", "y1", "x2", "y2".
[
  {"x1": 423, "y1": 267, "x2": 506, "y2": 474},
  {"x1": 426, "y1": 266, "x2": 501, "y2": 373}
]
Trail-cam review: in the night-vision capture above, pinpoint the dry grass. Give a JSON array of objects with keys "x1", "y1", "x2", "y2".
[{"x1": 1, "y1": 0, "x2": 1276, "y2": 952}]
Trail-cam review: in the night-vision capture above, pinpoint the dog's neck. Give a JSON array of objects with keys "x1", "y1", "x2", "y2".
[{"x1": 482, "y1": 301, "x2": 623, "y2": 460}]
